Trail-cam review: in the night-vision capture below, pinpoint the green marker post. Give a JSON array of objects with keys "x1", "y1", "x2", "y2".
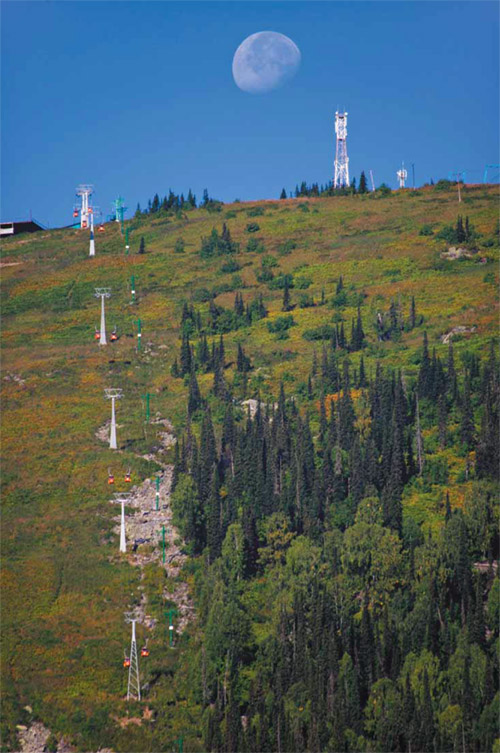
[
  {"x1": 130, "y1": 275, "x2": 136, "y2": 304},
  {"x1": 141, "y1": 392, "x2": 151, "y2": 422},
  {"x1": 155, "y1": 476, "x2": 160, "y2": 511},
  {"x1": 162, "y1": 525, "x2": 166, "y2": 564},
  {"x1": 178, "y1": 738, "x2": 184, "y2": 753},
  {"x1": 165, "y1": 608, "x2": 177, "y2": 647},
  {"x1": 125, "y1": 227, "x2": 130, "y2": 255},
  {"x1": 135, "y1": 318, "x2": 142, "y2": 351}
]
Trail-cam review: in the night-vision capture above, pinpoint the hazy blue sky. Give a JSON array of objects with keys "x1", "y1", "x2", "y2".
[{"x1": 2, "y1": 1, "x2": 498, "y2": 227}]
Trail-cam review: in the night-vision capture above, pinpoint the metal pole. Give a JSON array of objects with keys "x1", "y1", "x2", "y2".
[
  {"x1": 162, "y1": 525, "x2": 166, "y2": 564},
  {"x1": 145, "y1": 393, "x2": 150, "y2": 422},
  {"x1": 120, "y1": 500, "x2": 126, "y2": 553},
  {"x1": 125, "y1": 228, "x2": 130, "y2": 256},
  {"x1": 131, "y1": 275, "x2": 136, "y2": 304},
  {"x1": 110, "y1": 396, "x2": 117, "y2": 449},
  {"x1": 155, "y1": 476, "x2": 160, "y2": 511},
  {"x1": 99, "y1": 295, "x2": 107, "y2": 345},
  {"x1": 169, "y1": 613, "x2": 174, "y2": 647}
]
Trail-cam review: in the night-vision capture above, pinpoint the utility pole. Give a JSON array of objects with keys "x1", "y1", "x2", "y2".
[
  {"x1": 104, "y1": 388, "x2": 123, "y2": 449},
  {"x1": 155, "y1": 476, "x2": 160, "y2": 511},
  {"x1": 449, "y1": 171, "x2": 464, "y2": 202},
  {"x1": 94, "y1": 288, "x2": 111, "y2": 345},
  {"x1": 114, "y1": 493, "x2": 131, "y2": 553},
  {"x1": 130, "y1": 275, "x2": 136, "y2": 304},
  {"x1": 135, "y1": 319, "x2": 142, "y2": 351},
  {"x1": 125, "y1": 618, "x2": 141, "y2": 701}
]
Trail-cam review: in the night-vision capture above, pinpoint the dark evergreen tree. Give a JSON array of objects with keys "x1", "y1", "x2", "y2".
[
  {"x1": 139, "y1": 236, "x2": 146, "y2": 254},
  {"x1": 358, "y1": 171, "x2": 368, "y2": 194},
  {"x1": 417, "y1": 332, "x2": 432, "y2": 398},
  {"x1": 188, "y1": 369, "x2": 202, "y2": 416},
  {"x1": 460, "y1": 374, "x2": 475, "y2": 450},
  {"x1": 280, "y1": 188, "x2": 287, "y2": 199}
]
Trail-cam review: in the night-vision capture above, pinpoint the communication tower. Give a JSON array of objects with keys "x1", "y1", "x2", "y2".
[
  {"x1": 333, "y1": 111, "x2": 349, "y2": 189},
  {"x1": 397, "y1": 163, "x2": 408, "y2": 189},
  {"x1": 76, "y1": 184, "x2": 94, "y2": 229}
]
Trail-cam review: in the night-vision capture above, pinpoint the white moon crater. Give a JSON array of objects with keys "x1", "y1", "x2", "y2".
[{"x1": 232, "y1": 31, "x2": 301, "y2": 94}]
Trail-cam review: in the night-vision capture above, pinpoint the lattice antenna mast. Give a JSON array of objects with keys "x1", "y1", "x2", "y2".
[
  {"x1": 333, "y1": 111, "x2": 349, "y2": 189},
  {"x1": 125, "y1": 618, "x2": 141, "y2": 701},
  {"x1": 397, "y1": 162, "x2": 408, "y2": 189},
  {"x1": 113, "y1": 493, "x2": 131, "y2": 553},
  {"x1": 104, "y1": 388, "x2": 123, "y2": 449},
  {"x1": 94, "y1": 288, "x2": 111, "y2": 345},
  {"x1": 76, "y1": 184, "x2": 94, "y2": 229}
]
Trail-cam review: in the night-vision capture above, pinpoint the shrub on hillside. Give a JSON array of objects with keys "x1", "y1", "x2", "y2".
[
  {"x1": 246, "y1": 237, "x2": 265, "y2": 253},
  {"x1": 278, "y1": 240, "x2": 297, "y2": 256},
  {"x1": 419, "y1": 224, "x2": 434, "y2": 236},
  {"x1": 220, "y1": 258, "x2": 241, "y2": 274},
  {"x1": 267, "y1": 315, "x2": 295, "y2": 334},
  {"x1": 302, "y1": 325, "x2": 336, "y2": 341},
  {"x1": 246, "y1": 223, "x2": 260, "y2": 233}
]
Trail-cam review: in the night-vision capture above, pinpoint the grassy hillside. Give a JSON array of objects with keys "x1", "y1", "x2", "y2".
[{"x1": 1, "y1": 184, "x2": 498, "y2": 751}]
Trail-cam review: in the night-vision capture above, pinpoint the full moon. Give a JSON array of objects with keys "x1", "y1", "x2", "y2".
[{"x1": 232, "y1": 31, "x2": 301, "y2": 94}]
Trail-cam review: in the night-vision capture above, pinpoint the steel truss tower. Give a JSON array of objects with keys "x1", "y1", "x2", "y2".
[
  {"x1": 126, "y1": 619, "x2": 141, "y2": 701},
  {"x1": 334, "y1": 111, "x2": 349, "y2": 189}
]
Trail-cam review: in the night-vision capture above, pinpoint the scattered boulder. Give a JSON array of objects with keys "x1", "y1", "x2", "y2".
[
  {"x1": 441, "y1": 246, "x2": 477, "y2": 259},
  {"x1": 441, "y1": 326, "x2": 476, "y2": 344}
]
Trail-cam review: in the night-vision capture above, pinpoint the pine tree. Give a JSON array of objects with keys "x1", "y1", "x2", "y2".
[
  {"x1": 139, "y1": 236, "x2": 146, "y2": 254},
  {"x1": 409, "y1": 296, "x2": 416, "y2": 330},
  {"x1": 188, "y1": 369, "x2": 202, "y2": 416},
  {"x1": 438, "y1": 393, "x2": 447, "y2": 449},
  {"x1": 417, "y1": 332, "x2": 432, "y2": 397},
  {"x1": 206, "y1": 469, "x2": 222, "y2": 564},
  {"x1": 280, "y1": 188, "x2": 287, "y2": 199},
  {"x1": 358, "y1": 171, "x2": 368, "y2": 194},
  {"x1": 460, "y1": 374, "x2": 475, "y2": 450},
  {"x1": 180, "y1": 332, "x2": 192, "y2": 376}
]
